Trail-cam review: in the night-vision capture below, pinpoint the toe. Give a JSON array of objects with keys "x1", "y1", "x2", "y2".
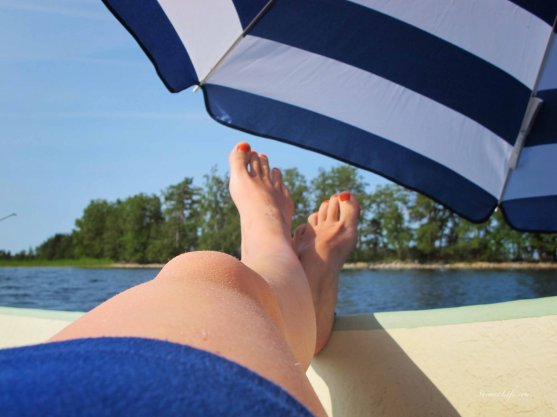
[
  {"x1": 281, "y1": 184, "x2": 295, "y2": 214},
  {"x1": 318, "y1": 199, "x2": 329, "y2": 223},
  {"x1": 248, "y1": 151, "x2": 262, "y2": 178},
  {"x1": 259, "y1": 153, "x2": 271, "y2": 180},
  {"x1": 229, "y1": 142, "x2": 251, "y2": 176},
  {"x1": 294, "y1": 223, "x2": 307, "y2": 240},
  {"x1": 271, "y1": 167, "x2": 282, "y2": 186},
  {"x1": 339, "y1": 191, "x2": 360, "y2": 227},
  {"x1": 281, "y1": 183, "x2": 291, "y2": 200},
  {"x1": 308, "y1": 212, "x2": 318, "y2": 226},
  {"x1": 327, "y1": 194, "x2": 340, "y2": 221}
]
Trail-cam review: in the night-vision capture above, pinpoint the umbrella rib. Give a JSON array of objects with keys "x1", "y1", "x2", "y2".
[
  {"x1": 193, "y1": 0, "x2": 276, "y2": 92},
  {"x1": 498, "y1": 16, "x2": 557, "y2": 204}
]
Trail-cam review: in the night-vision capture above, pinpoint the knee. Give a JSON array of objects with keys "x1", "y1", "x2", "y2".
[
  {"x1": 163, "y1": 250, "x2": 241, "y2": 275},
  {"x1": 156, "y1": 251, "x2": 277, "y2": 307}
]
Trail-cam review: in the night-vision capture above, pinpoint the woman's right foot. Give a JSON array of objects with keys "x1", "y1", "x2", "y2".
[
  {"x1": 228, "y1": 141, "x2": 294, "y2": 262},
  {"x1": 227, "y1": 141, "x2": 318, "y2": 370},
  {"x1": 293, "y1": 192, "x2": 360, "y2": 354}
]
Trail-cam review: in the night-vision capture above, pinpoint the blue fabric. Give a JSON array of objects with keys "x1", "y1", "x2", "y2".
[
  {"x1": 0, "y1": 337, "x2": 315, "y2": 417},
  {"x1": 99, "y1": 0, "x2": 557, "y2": 231},
  {"x1": 204, "y1": 84, "x2": 497, "y2": 223},
  {"x1": 502, "y1": 195, "x2": 557, "y2": 232},
  {"x1": 231, "y1": 0, "x2": 270, "y2": 28},
  {"x1": 507, "y1": 0, "x2": 557, "y2": 24},
  {"x1": 526, "y1": 89, "x2": 557, "y2": 147},
  {"x1": 101, "y1": 0, "x2": 198, "y2": 92},
  {"x1": 248, "y1": 0, "x2": 531, "y2": 145}
]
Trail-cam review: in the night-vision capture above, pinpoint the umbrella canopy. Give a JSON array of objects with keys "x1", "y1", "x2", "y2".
[{"x1": 102, "y1": 0, "x2": 557, "y2": 232}]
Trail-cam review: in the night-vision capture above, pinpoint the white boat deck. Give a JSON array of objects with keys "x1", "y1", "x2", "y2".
[{"x1": 2, "y1": 297, "x2": 557, "y2": 417}]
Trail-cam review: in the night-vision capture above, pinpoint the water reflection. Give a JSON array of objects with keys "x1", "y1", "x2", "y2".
[{"x1": 0, "y1": 267, "x2": 556, "y2": 314}]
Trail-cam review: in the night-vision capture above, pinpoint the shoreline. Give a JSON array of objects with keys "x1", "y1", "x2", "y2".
[
  {"x1": 2, "y1": 261, "x2": 556, "y2": 270},
  {"x1": 110, "y1": 261, "x2": 557, "y2": 270},
  {"x1": 342, "y1": 261, "x2": 557, "y2": 270}
]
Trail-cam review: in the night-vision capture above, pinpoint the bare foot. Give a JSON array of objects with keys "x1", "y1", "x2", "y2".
[
  {"x1": 293, "y1": 192, "x2": 360, "y2": 354},
  {"x1": 228, "y1": 142, "x2": 294, "y2": 262},
  {"x1": 228, "y1": 142, "x2": 318, "y2": 369}
]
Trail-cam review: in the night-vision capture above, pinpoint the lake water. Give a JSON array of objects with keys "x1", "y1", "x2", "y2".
[{"x1": 0, "y1": 267, "x2": 556, "y2": 315}]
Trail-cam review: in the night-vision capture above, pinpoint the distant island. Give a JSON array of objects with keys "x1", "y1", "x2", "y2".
[
  {"x1": 1, "y1": 165, "x2": 556, "y2": 266},
  {"x1": 2, "y1": 260, "x2": 557, "y2": 270}
]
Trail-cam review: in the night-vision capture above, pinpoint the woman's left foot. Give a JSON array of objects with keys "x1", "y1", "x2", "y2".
[{"x1": 293, "y1": 193, "x2": 360, "y2": 354}]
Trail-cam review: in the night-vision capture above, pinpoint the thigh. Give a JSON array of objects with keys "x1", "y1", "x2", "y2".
[{"x1": 50, "y1": 251, "x2": 325, "y2": 417}]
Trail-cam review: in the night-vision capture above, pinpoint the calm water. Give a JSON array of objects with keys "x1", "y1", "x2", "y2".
[{"x1": 0, "y1": 267, "x2": 556, "y2": 314}]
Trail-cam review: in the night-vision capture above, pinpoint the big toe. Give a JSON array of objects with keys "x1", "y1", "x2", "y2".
[
  {"x1": 228, "y1": 142, "x2": 252, "y2": 176},
  {"x1": 339, "y1": 191, "x2": 360, "y2": 228},
  {"x1": 293, "y1": 222, "x2": 316, "y2": 254},
  {"x1": 294, "y1": 223, "x2": 307, "y2": 241}
]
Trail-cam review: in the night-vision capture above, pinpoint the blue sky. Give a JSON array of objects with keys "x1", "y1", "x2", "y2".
[{"x1": 0, "y1": 0, "x2": 387, "y2": 253}]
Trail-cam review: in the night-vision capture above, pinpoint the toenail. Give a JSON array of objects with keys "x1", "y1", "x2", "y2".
[
  {"x1": 259, "y1": 153, "x2": 267, "y2": 159},
  {"x1": 237, "y1": 142, "x2": 251, "y2": 152},
  {"x1": 323, "y1": 199, "x2": 330, "y2": 204},
  {"x1": 339, "y1": 192, "x2": 351, "y2": 201},
  {"x1": 332, "y1": 194, "x2": 338, "y2": 199}
]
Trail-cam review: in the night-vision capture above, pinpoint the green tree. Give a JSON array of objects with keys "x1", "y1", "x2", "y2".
[
  {"x1": 157, "y1": 178, "x2": 200, "y2": 260},
  {"x1": 367, "y1": 184, "x2": 412, "y2": 260},
  {"x1": 119, "y1": 194, "x2": 164, "y2": 263},
  {"x1": 526, "y1": 233, "x2": 557, "y2": 262},
  {"x1": 409, "y1": 195, "x2": 458, "y2": 261},
  {"x1": 101, "y1": 200, "x2": 123, "y2": 261},
  {"x1": 36, "y1": 233, "x2": 74, "y2": 260},
  {"x1": 310, "y1": 165, "x2": 368, "y2": 206},
  {"x1": 197, "y1": 168, "x2": 240, "y2": 257},
  {"x1": 282, "y1": 168, "x2": 311, "y2": 230},
  {"x1": 74, "y1": 200, "x2": 113, "y2": 258}
]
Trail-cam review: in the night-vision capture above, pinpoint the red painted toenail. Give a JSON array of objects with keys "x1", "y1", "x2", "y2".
[
  {"x1": 323, "y1": 199, "x2": 330, "y2": 204},
  {"x1": 259, "y1": 153, "x2": 267, "y2": 159},
  {"x1": 339, "y1": 192, "x2": 351, "y2": 201},
  {"x1": 237, "y1": 142, "x2": 251, "y2": 152},
  {"x1": 332, "y1": 194, "x2": 338, "y2": 199}
]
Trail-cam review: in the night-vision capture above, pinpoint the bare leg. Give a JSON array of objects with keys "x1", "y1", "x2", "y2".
[
  {"x1": 229, "y1": 146, "x2": 317, "y2": 367},
  {"x1": 294, "y1": 193, "x2": 360, "y2": 354},
  {"x1": 50, "y1": 143, "x2": 326, "y2": 417}
]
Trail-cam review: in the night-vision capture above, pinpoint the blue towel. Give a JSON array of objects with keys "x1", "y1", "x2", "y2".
[{"x1": 0, "y1": 337, "x2": 315, "y2": 416}]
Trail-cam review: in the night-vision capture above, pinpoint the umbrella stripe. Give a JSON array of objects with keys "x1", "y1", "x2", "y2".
[
  {"x1": 100, "y1": 0, "x2": 557, "y2": 230},
  {"x1": 501, "y1": 28, "x2": 557, "y2": 232},
  {"x1": 204, "y1": 84, "x2": 497, "y2": 222},
  {"x1": 501, "y1": 196, "x2": 557, "y2": 232},
  {"x1": 230, "y1": 0, "x2": 271, "y2": 28},
  {"x1": 538, "y1": 36, "x2": 557, "y2": 91},
  {"x1": 157, "y1": 0, "x2": 243, "y2": 82},
  {"x1": 211, "y1": 35, "x2": 512, "y2": 198},
  {"x1": 349, "y1": 0, "x2": 552, "y2": 89},
  {"x1": 506, "y1": 0, "x2": 557, "y2": 25},
  {"x1": 502, "y1": 144, "x2": 557, "y2": 200},
  {"x1": 248, "y1": 0, "x2": 532, "y2": 145},
  {"x1": 101, "y1": 0, "x2": 197, "y2": 92},
  {"x1": 525, "y1": 89, "x2": 557, "y2": 147}
]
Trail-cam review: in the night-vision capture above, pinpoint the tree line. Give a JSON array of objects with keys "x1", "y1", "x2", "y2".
[{"x1": 2, "y1": 165, "x2": 556, "y2": 263}]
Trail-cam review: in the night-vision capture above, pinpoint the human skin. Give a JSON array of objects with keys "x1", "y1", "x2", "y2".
[{"x1": 50, "y1": 142, "x2": 359, "y2": 416}]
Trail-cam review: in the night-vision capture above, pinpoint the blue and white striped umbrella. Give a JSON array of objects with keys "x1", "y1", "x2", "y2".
[{"x1": 102, "y1": 0, "x2": 557, "y2": 232}]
